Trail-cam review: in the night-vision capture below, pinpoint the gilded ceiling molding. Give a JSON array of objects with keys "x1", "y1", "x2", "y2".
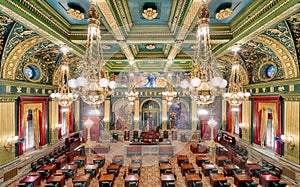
[
  {"x1": 97, "y1": 1, "x2": 134, "y2": 60},
  {"x1": 215, "y1": 0, "x2": 300, "y2": 57},
  {"x1": 167, "y1": 0, "x2": 202, "y2": 60},
  {"x1": 2, "y1": 36, "x2": 44, "y2": 79},
  {"x1": 0, "y1": 4, "x2": 83, "y2": 56},
  {"x1": 254, "y1": 34, "x2": 297, "y2": 78}
]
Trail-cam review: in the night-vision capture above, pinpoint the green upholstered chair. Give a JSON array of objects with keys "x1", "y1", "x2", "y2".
[
  {"x1": 101, "y1": 181, "x2": 112, "y2": 187},
  {"x1": 164, "y1": 169, "x2": 172, "y2": 174},
  {"x1": 108, "y1": 169, "x2": 118, "y2": 176},
  {"x1": 94, "y1": 159, "x2": 105, "y2": 168},
  {"x1": 187, "y1": 169, "x2": 196, "y2": 173},
  {"x1": 209, "y1": 169, "x2": 218, "y2": 175},
  {"x1": 62, "y1": 169, "x2": 75, "y2": 178},
  {"x1": 232, "y1": 169, "x2": 243, "y2": 174},
  {"x1": 272, "y1": 182, "x2": 287, "y2": 187},
  {"x1": 74, "y1": 182, "x2": 87, "y2": 187},
  {"x1": 130, "y1": 168, "x2": 140, "y2": 176},
  {"x1": 113, "y1": 160, "x2": 122, "y2": 166},
  {"x1": 245, "y1": 182, "x2": 259, "y2": 187},
  {"x1": 45, "y1": 182, "x2": 59, "y2": 187},
  {"x1": 166, "y1": 181, "x2": 175, "y2": 187},
  {"x1": 74, "y1": 160, "x2": 84, "y2": 168},
  {"x1": 38, "y1": 170, "x2": 50, "y2": 179},
  {"x1": 128, "y1": 181, "x2": 138, "y2": 187},
  {"x1": 18, "y1": 183, "x2": 29, "y2": 187},
  {"x1": 219, "y1": 181, "x2": 231, "y2": 187},
  {"x1": 49, "y1": 158, "x2": 55, "y2": 164},
  {"x1": 85, "y1": 169, "x2": 96, "y2": 177},
  {"x1": 192, "y1": 181, "x2": 202, "y2": 187},
  {"x1": 159, "y1": 160, "x2": 170, "y2": 164},
  {"x1": 131, "y1": 159, "x2": 142, "y2": 165}
]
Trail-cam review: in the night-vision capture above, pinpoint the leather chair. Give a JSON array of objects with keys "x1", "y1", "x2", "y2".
[
  {"x1": 219, "y1": 181, "x2": 231, "y2": 187},
  {"x1": 128, "y1": 181, "x2": 138, "y2": 187},
  {"x1": 101, "y1": 181, "x2": 112, "y2": 187},
  {"x1": 108, "y1": 169, "x2": 118, "y2": 176},
  {"x1": 272, "y1": 182, "x2": 287, "y2": 187},
  {"x1": 130, "y1": 168, "x2": 140, "y2": 176},
  {"x1": 192, "y1": 181, "x2": 202, "y2": 187},
  {"x1": 164, "y1": 169, "x2": 172, "y2": 174},
  {"x1": 45, "y1": 182, "x2": 59, "y2": 187},
  {"x1": 62, "y1": 169, "x2": 75, "y2": 178},
  {"x1": 94, "y1": 159, "x2": 105, "y2": 168},
  {"x1": 18, "y1": 183, "x2": 33, "y2": 187},
  {"x1": 245, "y1": 182, "x2": 259, "y2": 187},
  {"x1": 85, "y1": 169, "x2": 96, "y2": 177},
  {"x1": 166, "y1": 181, "x2": 175, "y2": 187},
  {"x1": 74, "y1": 182, "x2": 87, "y2": 187},
  {"x1": 38, "y1": 170, "x2": 50, "y2": 180}
]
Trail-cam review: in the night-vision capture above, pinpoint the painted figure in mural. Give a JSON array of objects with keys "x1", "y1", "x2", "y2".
[
  {"x1": 114, "y1": 101, "x2": 132, "y2": 130},
  {"x1": 143, "y1": 74, "x2": 156, "y2": 87}
]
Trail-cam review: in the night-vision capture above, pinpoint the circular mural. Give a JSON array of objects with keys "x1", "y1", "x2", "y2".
[
  {"x1": 258, "y1": 62, "x2": 277, "y2": 81},
  {"x1": 23, "y1": 63, "x2": 42, "y2": 82}
]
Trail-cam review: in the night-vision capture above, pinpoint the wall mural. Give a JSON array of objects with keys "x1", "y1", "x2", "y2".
[
  {"x1": 113, "y1": 99, "x2": 133, "y2": 130},
  {"x1": 168, "y1": 99, "x2": 190, "y2": 129},
  {"x1": 112, "y1": 72, "x2": 190, "y2": 88}
]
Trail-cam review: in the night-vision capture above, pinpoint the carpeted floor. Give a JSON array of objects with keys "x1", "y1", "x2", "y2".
[{"x1": 11, "y1": 141, "x2": 293, "y2": 187}]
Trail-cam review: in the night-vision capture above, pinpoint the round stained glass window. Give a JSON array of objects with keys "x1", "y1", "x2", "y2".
[
  {"x1": 23, "y1": 63, "x2": 42, "y2": 82},
  {"x1": 258, "y1": 62, "x2": 277, "y2": 81}
]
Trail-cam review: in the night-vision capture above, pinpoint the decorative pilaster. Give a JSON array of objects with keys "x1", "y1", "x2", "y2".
[
  {"x1": 104, "y1": 99, "x2": 110, "y2": 131},
  {"x1": 191, "y1": 100, "x2": 197, "y2": 130},
  {"x1": 162, "y1": 99, "x2": 167, "y2": 130},
  {"x1": 134, "y1": 99, "x2": 140, "y2": 130}
]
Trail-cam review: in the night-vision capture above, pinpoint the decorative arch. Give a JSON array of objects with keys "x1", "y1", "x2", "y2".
[
  {"x1": 254, "y1": 34, "x2": 298, "y2": 78},
  {"x1": 2, "y1": 36, "x2": 44, "y2": 79},
  {"x1": 139, "y1": 98, "x2": 161, "y2": 111}
]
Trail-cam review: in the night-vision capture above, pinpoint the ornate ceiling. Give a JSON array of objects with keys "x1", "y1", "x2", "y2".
[{"x1": 0, "y1": 0, "x2": 299, "y2": 86}]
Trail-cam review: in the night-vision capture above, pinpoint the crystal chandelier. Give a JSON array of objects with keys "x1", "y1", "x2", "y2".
[
  {"x1": 223, "y1": 48, "x2": 250, "y2": 111},
  {"x1": 162, "y1": 63, "x2": 177, "y2": 105},
  {"x1": 50, "y1": 51, "x2": 77, "y2": 108},
  {"x1": 126, "y1": 66, "x2": 139, "y2": 105},
  {"x1": 68, "y1": 2, "x2": 116, "y2": 109},
  {"x1": 181, "y1": 2, "x2": 227, "y2": 106}
]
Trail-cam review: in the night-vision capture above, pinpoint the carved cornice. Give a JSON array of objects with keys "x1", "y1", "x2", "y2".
[{"x1": 245, "y1": 77, "x2": 300, "y2": 89}]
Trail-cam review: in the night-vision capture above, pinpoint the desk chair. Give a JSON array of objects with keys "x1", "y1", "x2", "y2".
[
  {"x1": 187, "y1": 169, "x2": 196, "y2": 173},
  {"x1": 130, "y1": 168, "x2": 140, "y2": 176},
  {"x1": 74, "y1": 182, "x2": 87, "y2": 187},
  {"x1": 209, "y1": 169, "x2": 218, "y2": 175},
  {"x1": 74, "y1": 160, "x2": 84, "y2": 168},
  {"x1": 94, "y1": 160, "x2": 105, "y2": 168},
  {"x1": 85, "y1": 169, "x2": 96, "y2": 177},
  {"x1": 101, "y1": 181, "x2": 112, "y2": 187},
  {"x1": 44, "y1": 182, "x2": 59, "y2": 187},
  {"x1": 62, "y1": 169, "x2": 75, "y2": 178},
  {"x1": 166, "y1": 181, "x2": 175, "y2": 187},
  {"x1": 38, "y1": 170, "x2": 50, "y2": 180},
  {"x1": 128, "y1": 181, "x2": 138, "y2": 187},
  {"x1": 245, "y1": 182, "x2": 259, "y2": 187},
  {"x1": 218, "y1": 181, "x2": 231, "y2": 187},
  {"x1": 108, "y1": 169, "x2": 118, "y2": 176},
  {"x1": 232, "y1": 169, "x2": 243, "y2": 174},
  {"x1": 272, "y1": 182, "x2": 287, "y2": 187},
  {"x1": 18, "y1": 183, "x2": 33, "y2": 187},
  {"x1": 192, "y1": 181, "x2": 202, "y2": 187}
]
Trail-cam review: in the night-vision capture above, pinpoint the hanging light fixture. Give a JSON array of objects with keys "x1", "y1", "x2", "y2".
[
  {"x1": 126, "y1": 64, "x2": 139, "y2": 105},
  {"x1": 181, "y1": 2, "x2": 227, "y2": 106},
  {"x1": 223, "y1": 47, "x2": 250, "y2": 111},
  {"x1": 162, "y1": 61, "x2": 177, "y2": 105},
  {"x1": 68, "y1": 1, "x2": 116, "y2": 109},
  {"x1": 50, "y1": 49, "x2": 77, "y2": 108}
]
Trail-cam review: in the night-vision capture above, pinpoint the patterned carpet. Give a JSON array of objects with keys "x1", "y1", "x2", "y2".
[{"x1": 11, "y1": 141, "x2": 293, "y2": 187}]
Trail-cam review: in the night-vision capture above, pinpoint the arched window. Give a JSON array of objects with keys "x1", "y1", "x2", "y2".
[{"x1": 24, "y1": 109, "x2": 35, "y2": 151}]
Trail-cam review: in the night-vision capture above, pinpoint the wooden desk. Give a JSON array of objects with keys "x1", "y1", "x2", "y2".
[
  {"x1": 215, "y1": 156, "x2": 229, "y2": 166},
  {"x1": 210, "y1": 173, "x2": 227, "y2": 187},
  {"x1": 46, "y1": 175, "x2": 65, "y2": 187},
  {"x1": 181, "y1": 163, "x2": 194, "y2": 176},
  {"x1": 196, "y1": 155, "x2": 209, "y2": 167},
  {"x1": 223, "y1": 164, "x2": 239, "y2": 176},
  {"x1": 39, "y1": 164, "x2": 56, "y2": 175},
  {"x1": 259, "y1": 174, "x2": 280, "y2": 187},
  {"x1": 99, "y1": 173, "x2": 114, "y2": 186},
  {"x1": 84, "y1": 164, "x2": 99, "y2": 177},
  {"x1": 186, "y1": 173, "x2": 201, "y2": 187},
  {"x1": 107, "y1": 163, "x2": 120, "y2": 171},
  {"x1": 202, "y1": 163, "x2": 217, "y2": 176},
  {"x1": 19, "y1": 175, "x2": 41, "y2": 187},
  {"x1": 161, "y1": 174, "x2": 175, "y2": 187},
  {"x1": 55, "y1": 156, "x2": 67, "y2": 169},
  {"x1": 74, "y1": 156, "x2": 86, "y2": 163},
  {"x1": 159, "y1": 163, "x2": 172, "y2": 174},
  {"x1": 93, "y1": 155, "x2": 105, "y2": 162},
  {"x1": 234, "y1": 173, "x2": 253, "y2": 187},
  {"x1": 125, "y1": 174, "x2": 139, "y2": 187},
  {"x1": 177, "y1": 155, "x2": 189, "y2": 166},
  {"x1": 73, "y1": 174, "x2": 91, "y2": 186}
]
